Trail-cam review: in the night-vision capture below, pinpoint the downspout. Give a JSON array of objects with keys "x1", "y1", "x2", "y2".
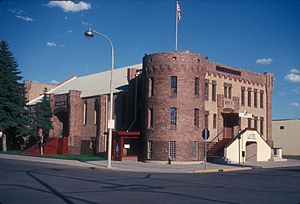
[{"x1": 127, "y1": 71, "x2": 141, "y2": 132}]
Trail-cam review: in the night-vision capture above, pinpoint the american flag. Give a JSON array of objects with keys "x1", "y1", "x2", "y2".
[{"x1": 177, "y1": 1, "x2": 181, "y2": 22}]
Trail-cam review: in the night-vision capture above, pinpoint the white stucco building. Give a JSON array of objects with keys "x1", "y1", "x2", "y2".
[{"x1": 272, "y1": 119, "x2": 300, "y2": 157}]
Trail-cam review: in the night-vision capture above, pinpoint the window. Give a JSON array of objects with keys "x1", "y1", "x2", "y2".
[
  {"x1": 193, "y1": 141, "x2": 199, "y2": 160},
  {"x1": 224, "y1": 83, "x2": 232, "y2": 99},
  {"x1": 148, "y1": 108, "x2": 153, "y2": 129},
  {"x1": 260, "y1": 90, "x2": 264, "y2": 108},
  {"x1": 280, "y1": 126, "x2": 284, "y2": 130},
  {"x1": 248, "y1": 118, "x2": 251, "y2": 128},
  {"x1": 224, "y1": 85, "x2": 228, "y2": 99},
  {"x1": 148, "y1": 77, "x2": 154, "y2": 97},
  {"x1": 169, "y1": 141, "x2": 176, "y2": 160},
  {"x1": 254, "y1": 89, "x2": 258, "y2": 108},
  {"x1": 241, "y1": 86, "x2": 245, "y2": 106},
  {"x1": 213, "y1": 114, "x2": 217, "y2": 129},
  {"x1": 248, "y1": 88, "x2": 252, "y2": 107},
  {"x1": 212, "y1": 81, "x2": 216, "y2": 102},
  {"x1": 194, "y1": 108, "x2": 200, "y2": 128},
  {"x1": 94, "y1": 99, "x2": 99, "y2": 125},
  {"x1": 195, "y1": 77, "x2": 199, "y2": 97},
  {"x1": 171, "y1": 76, "x2": 177, "y2": 97},
  {"x1": 170, "y1": 107, "x2": 177, "y2": 128},
  {"x1": 83, "y1": 100, "x2": 87, "y2": 125},
  {"x1": 228, "y1": 86, "x2": 232, "y2": 99},
  {"x1": 205, "y1": 79, "x2": 209, "y2": 100},
  {"x1": 254, "y1": 116, "x2": 258, "y2": 130},
  {"x1": 260, "y1": 117, "x2": 264, "y2": 135},
  {"x1": 147, "y1": 141, "x2": 152, "y2": 159},
  {"x1": 205, "y1": 111, "x2": 209, "y2": 128}
]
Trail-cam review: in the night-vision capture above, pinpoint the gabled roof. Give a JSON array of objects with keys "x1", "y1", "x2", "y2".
[{"x1": 27, "y1": 63, "x2": 142, "y2": 106}]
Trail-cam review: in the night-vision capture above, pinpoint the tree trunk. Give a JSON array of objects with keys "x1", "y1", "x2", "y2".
[
  {"x1": 38, "y1": 129, "x2": 44, "y2": 156},
  {"x1": 2, "y1": 134, "x2": 7, "y2": 152}
]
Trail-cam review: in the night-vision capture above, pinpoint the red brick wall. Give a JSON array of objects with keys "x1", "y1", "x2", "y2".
[
  {"x1": 68, "y1": 90, "x2": 82, "y2": 154},
  {"x1": 142, "y1": 51, "x2": 273, "y2": 161},
  {"x1": 24, "y1": 80, "x2": 57, "y2": 101},
  {"x1": 143, "y1": 52, "x2": 206, "y2": 161},
  {"x1": 265, "y1": 73, "x2": 274, "y2": 146}
]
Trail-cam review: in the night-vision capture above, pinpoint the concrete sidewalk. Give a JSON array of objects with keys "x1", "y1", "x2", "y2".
[{"x1": 1, "y1": 154, "x2": 300, "y2": 173}]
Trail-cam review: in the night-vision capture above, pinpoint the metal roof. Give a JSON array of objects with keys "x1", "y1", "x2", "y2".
[{"x1": 27, "y1": 63, "x2": 142, "y2": 106}]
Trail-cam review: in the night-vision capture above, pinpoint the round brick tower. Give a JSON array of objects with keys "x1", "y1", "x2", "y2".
[{"x1": 142, "y1": 51, "x2": 208, "y2": 161}]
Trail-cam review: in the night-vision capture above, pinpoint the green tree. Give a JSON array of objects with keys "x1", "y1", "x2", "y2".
[
  {"x1": 0, "y1": 40, "x2": 30, "y2": 150},
  {"x1": 34, "y1": 89, "x2": 53, "y2": 137},
  {"x1": 34, "y1": 89, "x2": 53, "y2": 155}
]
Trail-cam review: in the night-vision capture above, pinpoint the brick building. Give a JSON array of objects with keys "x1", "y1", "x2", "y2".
[
  {"x1": 27, "y1": 64, "x2": 142, "y2": 155},
  {"x1": 26, "y1": 51, "x2": 273, "y2": 162},
  {"x1": 24, "y1": 80, "x2": 57, "y2": 101},
  {"x1": 141, "y1": 51, "x2": 273, "y2": 162}
]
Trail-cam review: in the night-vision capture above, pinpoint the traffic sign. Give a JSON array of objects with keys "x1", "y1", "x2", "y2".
[{"x1": 202, "y1": 128, "x2": 210, "y2": 140}]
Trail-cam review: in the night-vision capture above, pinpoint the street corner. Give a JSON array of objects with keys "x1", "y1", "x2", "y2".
[{"x1": 192, "y1": 167, "x2": 252, "y2": 173}]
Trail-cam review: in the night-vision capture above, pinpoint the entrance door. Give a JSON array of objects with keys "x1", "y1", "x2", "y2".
[
  {"x1": 222, "y1": 113, "x2": 239, "y2": 138},
  {"x1": 246, "y1": 142, "x2": 257, "y2": 162}
]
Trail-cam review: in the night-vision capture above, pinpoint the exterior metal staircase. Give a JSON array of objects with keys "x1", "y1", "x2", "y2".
[
  {"x1": 207, "y1": 130, "x2": 240, "y2": 162},
  {"x1": 207, "y1": 138, "x2": 232, "y2": 158}
]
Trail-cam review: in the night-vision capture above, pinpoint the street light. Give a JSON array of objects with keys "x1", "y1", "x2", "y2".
[{"x1": 84, "y1": 28, "x2": 114, "y2": 169}]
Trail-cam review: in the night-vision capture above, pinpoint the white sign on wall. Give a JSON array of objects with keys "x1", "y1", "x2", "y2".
[
  {"x1": 108, "y1": 119, "x2": 115, "y2": 129},
  {"x1": 247, "y1": 133, "x2": 256, "y2": 140},
  {"x1": 124, "y1": 144, "x2": 130, "y2": 149},
  {"x1": 239, "y1": 110, "x2": 253, "y2": 118}
]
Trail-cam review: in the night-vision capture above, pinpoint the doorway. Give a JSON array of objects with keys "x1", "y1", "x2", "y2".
[
  {"x1": 246, "y1": 141, "x2": 257, "y2": 162},
  {"x1": 222, "y1": 113, "x2": 239, "y2": 138},
  {"x1": 54, "y1": 111, "x2": 69, "y2": 137}
]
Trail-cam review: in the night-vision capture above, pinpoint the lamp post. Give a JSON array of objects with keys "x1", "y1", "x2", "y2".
[{"x1": 84, "y1": 28, "x2": 114, "y2": 169}]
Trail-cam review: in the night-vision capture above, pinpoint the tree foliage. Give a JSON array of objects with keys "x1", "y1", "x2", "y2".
[
  {"x1": 0, "y1": 40, "x2": 30, "y2": 149},
  {"x1": 34, "y1": 89, "x2": 53, "y2": 137}
]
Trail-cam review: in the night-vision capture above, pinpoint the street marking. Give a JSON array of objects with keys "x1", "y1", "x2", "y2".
[{"x1": 192, "y1": 167, "x2": 252, "y2": 173}]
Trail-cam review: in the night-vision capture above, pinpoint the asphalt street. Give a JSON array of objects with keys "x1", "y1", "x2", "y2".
[{"x1": 0, "y1": 158, "x2": 300, "y2": 204}]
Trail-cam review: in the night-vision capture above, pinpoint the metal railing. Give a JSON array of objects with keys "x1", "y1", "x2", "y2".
[{"x1": 207, "y1": 129, "x2": 224, "y2": 149}]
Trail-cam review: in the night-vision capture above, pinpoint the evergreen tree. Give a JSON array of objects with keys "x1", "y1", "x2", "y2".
[
  {"x1": 34, "y1": 88, "x2": 53, "y2": 138},
  {"x1": 0, "y1": 40, "x2": 30, "y2": 149},
  {"x1": 33, "y1": 89, "x2": 52, "y2": 155}
]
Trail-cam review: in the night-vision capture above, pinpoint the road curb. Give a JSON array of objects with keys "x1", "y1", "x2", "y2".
[
  {"x1": 192, "y1": 167, "x2": 252, "y2": 173},
  {"x1": 0, "y1": 154, "x2": 100, "y2": 169}
]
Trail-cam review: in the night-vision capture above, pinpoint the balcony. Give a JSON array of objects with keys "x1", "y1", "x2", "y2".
[{"x1": 224, "y1": 99, "x2": 234, "y2": 109}]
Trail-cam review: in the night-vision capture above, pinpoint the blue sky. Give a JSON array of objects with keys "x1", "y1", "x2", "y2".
[{"x1": 0, "y1": 0, "x2": 300, "y2": 119}]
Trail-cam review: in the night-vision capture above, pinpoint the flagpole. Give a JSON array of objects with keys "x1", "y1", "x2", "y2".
[{"x1": 175, "y1": 0, "x2": 178, "y2": 52}]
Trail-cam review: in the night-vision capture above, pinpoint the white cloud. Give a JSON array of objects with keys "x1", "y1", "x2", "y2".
[
  {"x1": 64, "y1": 16, "x2": 68, "y2": 20},
  {"x1": 17, "y1": 10, "x2": 24, "y2": 15},
  {"x1": 67, "y1": 30, "x2": 73, "y2": 33},
  {"x1": 9, "y1": 9, "x2": 24, "y2": 15},
  {"x1": 290, "y1": 68, "x2": 300, "y2": 74},
  {"x1": 80, "y1": 20, "x2": 93, "y2": 26},
  {"x1": 49, "y1": 80, "x2": 59, "y2": 84},
  {"x1": 290, "y1": 102, "x2": 299, "y2": 107},
  {"x1": 285, "y1": 68, "x2": 300, "y2": 83},
  {"x1": 47, "y1": 1, "x2": 91, "y2": 12},
  {"x1": 16, "y1": 15, "x2": 33, "y2": 22},
  {"x1": 60, "y1": 44, "x2": 66, "y2": 48},
  {"x1": 8, "y1": 8, "x2": 17, "y2": 14},
  {"x1": 255, "y1": 58, "x2": 272, "y2": 65},
  {"x1": 47, "y1": 42, "x2": 57, "y2": 47}
]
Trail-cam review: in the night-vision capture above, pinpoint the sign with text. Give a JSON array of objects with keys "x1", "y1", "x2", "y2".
[
  {"x1": 239, "y1": 110, "x2": 252, "y2": 118},
  {"x1": 108, "y1": 119, "x2": 115, "y2": 129}
]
